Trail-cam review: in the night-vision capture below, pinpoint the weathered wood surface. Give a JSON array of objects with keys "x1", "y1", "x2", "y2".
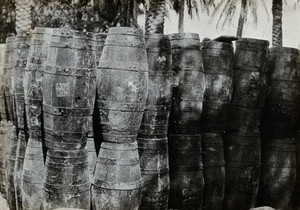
[
  {"x1": 228, "y1": 38, "x2": 269, "y2": 134},
  {"x1": 294, "y1": 130, "x2": 300, "y2": 209},
  {"x1": 14, "y1": 130, "x2": 27, "y2": 210},
  {"x1": 43, "y1": 28, "x2": 97, "y2": 150},
  {"x1": 224, "y1": 133, "x2": 261, "y2": 210},
  {"x1": 261, "y1": 47, "x2": 300, "y2": 139},
  {"x1": 0, "y1": 44, "x2": 6, "y2": 121},
  {"x1": 87, "y1": 116, "x2": 96, "y2": 180},
  {"x1": 168, "y1": 33, "x2": 205, "y2": 210},
  {"x1": 3, "y1": 36, "x2": 16, "y2": 123},
  {"x1": 138, "y1": 137, "x2": 169, "y2": 210},
  {"x1": 0, "y1": 121, "x2": 9, "y2": 197},
  {"x1": 92, "y1": 141, "x2": 143, "y2": 210},
  {"x1": 43, "y1": 149, "x2": 90, "y2": 210},
  {"x1": 201, "y1": 133, "x2": 225, "y2": 210},
  {"x1": 6, "y1": 125, "x2": 18, "y2": 210},
  {"x1": 257, "y1": 138, "x2": 296, "y2": 210},
  {"x1": 22, "y1": 138, "x2": 46, "y2": 210},
  {"x1": 201, "y1": 40, "x2": 234, "y2": 133}
]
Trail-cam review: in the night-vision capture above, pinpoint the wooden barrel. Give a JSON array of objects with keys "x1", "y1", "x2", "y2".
[
  {"x1": 0, "y1": 121, "x2": 8, "y2": 196},
  {"x1": 14, "y1": 130, "x2": 27, "y2": 210},
  {"x1": 223, "y1": 132, "x2": 261, "y2": 210},
  {"x1": 3, "y1": 35, "x2": 16, "y2": 122},
  {"x1": 21, "y1": 138, "x2": 46, "y2": 210},
  {"x1": 6, "y1": 125, "x2": 18, "y2": 210},
  {"x1": 0, "y1": 44, "x2": 6, "y2": 121},
  {"x1": 92, "y1": 141, "x2": 143, "y2": 210},
  {"x1": 43, "y1": 28, "x2": 97, "y2": 150},
  {"x1": 261, "y1": 47, "x2": 300, "y2": 139},
  {"x1": 138, "y1": 137, "x2": 169, "y2": 210},
  {"x1": 13, "y1": 30, "x2": 32, "y2": 130},
  {"x1": 43, "y1": 148, "x2": 90, "y2": 210},
  {"x1": 168, "y1": 33, "x2": 205, "y2": 135},
  {"x1": 96, "y1": 27, "x2": 148, "y2": 143},
  {"x1": 138, "y1": 34, "x2": 172, "y2": 139},
  {"x1": 257, "y1": 138, "x2": 296, "y2": 210},
  {"x1": 24, "y1": 27, "x2": 53, "y2": 139},
  {"x1": 168, "y1": 134, "x2": 204, "y2": 209},
  {"x1": 201, "y1": 133, "x2": 225, "y2": 210},
  {"x1": 229, "y1": 38, "x2": 269, "y2": 133},
  {"x1": 201, "y1": 41, "x2": 234, "y2": 133}
]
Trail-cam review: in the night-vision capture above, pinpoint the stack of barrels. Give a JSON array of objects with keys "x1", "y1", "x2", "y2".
[
  {"x1": 224, "y1": 38, "x2": 269, "y2": 210},
  {"x1": 92, "y1": 27, "x2": 147, "y2": 210},
  {"x1": 258, "y1": 47, "x2": 300, "y2": 210},
  {"x1": 22, "y1": 27, "x2": 53, "y2": 210},
  {"x1": 137, "y1": 34, "x2": 172, "y2": 210},
  {"x1": 201, "y1": 40, "x2": 234, "y2": 210},
  {"x1": 42, "y1": 28, "x2": 97, "y2": 210},
  {"x1": 168, "y1": 33, "x2": 205, "y2": 210}
]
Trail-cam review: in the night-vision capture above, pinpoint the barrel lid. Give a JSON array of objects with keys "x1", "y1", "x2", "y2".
[
  {"x1": 108, "y1": 27, "x2": 143, "y2": 37},
  {"x1": 170, "y1": 33, "x2": 200, "y2": 40},
  {"x1": 269, "y1": 46, "x2": 299, "y2": 54},
  {"x1": 236, "y1": 37, "x2": 270, "y2": 46},
  {"x1": 202, "y1": 40, "x2": 233, "y2": 51}
]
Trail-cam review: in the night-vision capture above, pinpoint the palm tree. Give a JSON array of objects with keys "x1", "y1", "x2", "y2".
[
  {"x1": 145, "y1": 0, "x2": 166, "y2": 34},
  {"x1": 210, "y1": 0, "x2": 269, "y2": 38},
  {"x1": 272, "y1": 0, "x2": 282, "y2": 46}
]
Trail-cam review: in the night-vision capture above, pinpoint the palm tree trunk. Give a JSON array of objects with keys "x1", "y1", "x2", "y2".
[
  {"x1": 15, "y1": 0, "x2": 33, "y2": 32},
  {"x1": 145, "y1": 0, "x2": 166, "y2": 34},
  {"x1": 178, "y1": 0, "x2": 184, "y2": 33},
  {"x1": 236, "y1": 0, "x2": 247, "y2": 37},
  {"x1": 272, "y1": 0, "x2": 283, "y2": 47}
]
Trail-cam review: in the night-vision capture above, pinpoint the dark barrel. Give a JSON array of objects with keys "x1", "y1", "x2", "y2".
[
  {"x1": 201, "y1": 40, "x2": 234, "y2": 133},
  {"x1": 261, "y1": 47, "x2": 300, "y2": 139},
  {"x1": 22, "y1": 138, "x2": 46, "y2": 210},
  {"x1": 138, "y1": 137, "x2": 170, "y2": 210},
  {"x1": 92, "y1": 141, "x2": 143, "y2": 210},
  {"x1": 42, "y1": 28, "x2": 97, "y2": 150},
  {"x1": 3, "y1": 35, "x2": 16, "y2": 123},
  {"x1": 0, "y1": 43, "x2": 6, "y2": 121},
  {"x1": 229, "y1": 38, "x2": 269, "y2": 133},
  {"x1": 257, "y1": 138, "x2": 296, "y2": 210},
  {"x1": 13, "y1": 30, "x2": 32, "y2": 130},
  {"x1": 168, "y1": 33, "x2": 205, "y2": 209},
  {"x1": 6, "y1": 125, "x2": 18, "y2": 210},
  {"x1": 14, "y1": 130, "x2": 27, "y2": 210},
  {"x1": 168, "y1": 134, "x2": 204, "y2": 209},
  {"x1": 137, "y1": 34, "x2": 172, "y2": 210},
  {"x1": 93, "y1": 27, "x2": 147, "y2": 210},
  {"x1": 294, "y1": 130, "x2": 300, "y2": 209},
  {"x1": 201, "y1": 133, "x2": 225, "y2": 210},
  {"x1": 224, "y1": 132, "x2": 261, "y2": 210},
  {"x1": 43, "y1": 148, "x2": 90, "y2": 210},
  {"x1": 138, "y1": 34, "x2": 173, "y2": 139}
]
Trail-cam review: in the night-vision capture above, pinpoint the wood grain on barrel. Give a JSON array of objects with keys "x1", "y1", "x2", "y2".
[
  {"x1": 93, "y1": 27, "x2": 147, "y2": 210},
  {"x1": 43, "y1": 149, "x2": 90, "y2": 210},
  {"x1": 224, "y1": 133, "x2": 261, "y2": 210},
  {"x1": 201, "y1": 133, "x2": 225, "y2": 210},
  {"x1": 257, "y1": 138, "x2": 296, "y2": 210},
  {"x1": 92, "y1": 141, "x2": 143, "y2": 210},
  {"x1": 261, "y1": 47, "x2": 300, "y2": 138},
  {"x1": 137, "y1": 34, "x2": 172, "y2": 210},
  {"x1": 0, "y1": 44, "x2": 6, "y2": 121},
  {"x1": 87, "y1": 116, "x2": 96, "y2": 180},
  {"x1": 0, "y1": 121, "x2": 8, "y2": 197},
  {"x1": 3, "y1": 36, "x2": 16, "y2": 123},
  {"x1": 201, "y1": 41, "x2": 234, "y2": 133},
  {"x1": 168, "y1": 33, "x2": 205, "y2": 210},
  {"x1": 43, "y1": 28, "x2": 97, "y2": 150}
]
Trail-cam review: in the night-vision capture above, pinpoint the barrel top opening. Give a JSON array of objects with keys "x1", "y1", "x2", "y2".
[{"x1": 170, "y1": 33, "x2": 200, "y2": 40}]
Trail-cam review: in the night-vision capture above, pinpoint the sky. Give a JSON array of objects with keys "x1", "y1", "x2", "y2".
[{"x1": 138, "y1": 0, "x2": 300, "y2": 48}]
